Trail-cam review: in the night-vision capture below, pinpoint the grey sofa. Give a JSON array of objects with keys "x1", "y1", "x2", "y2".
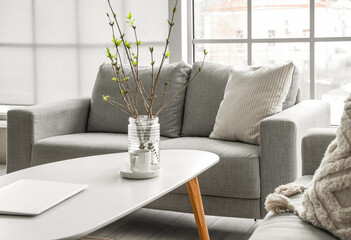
[
  {"x1": 7, "y1": 61, "x2": 331, "y2": 219},
  {"x1": 249, "y1": 128, "x2": 338, "y2": 239}
]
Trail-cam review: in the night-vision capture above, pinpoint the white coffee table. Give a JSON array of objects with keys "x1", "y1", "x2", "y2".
[{"x1": 0, "y1": 150, "x2": 219, "y2": 240}]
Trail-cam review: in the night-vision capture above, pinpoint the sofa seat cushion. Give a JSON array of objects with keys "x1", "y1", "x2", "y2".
[
  {"x1": 161, "y1": 137, "x2": 260, "y2": 199},
  {"x1": 249, "y1": 175, "x2": 337, "y2": 240},
  {"x1": 32, "y1": 133, "x2": 170, "y2": 167}
]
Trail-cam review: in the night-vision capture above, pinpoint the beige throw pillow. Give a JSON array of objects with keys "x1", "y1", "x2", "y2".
[{"x1": 210, "y1": 62, "x2": 295, "y2": 145}]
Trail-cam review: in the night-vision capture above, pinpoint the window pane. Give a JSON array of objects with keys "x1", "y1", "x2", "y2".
[
  {"x1": 315, "y1": 0, "x2": 351, "y2": 37},
  {"x1": 195, "y1": 43, "x2": 247, "y2": 65},
  {"x1": 0, "y1": 47, "x2": 35, "y2": 104},
  {"x1": 78, "y1": 0, "x2": 122, "y2": 45},
  {"x1": 252, "y1": 42, "x2": 310, "y2": 100},
  {"x1": 194, "y1": 0, "x2": 247, "y2": 39},
  {"x1": 316, "y1": 42, "x2": 351, "y2": 125},
  {"x1": 252, "y1": 0, "x2": 310, "y2": 38},
  {"x1": 124, "y1": 0, "x2": 168, "y2": 42},
  {"x1": 0, "y1": 0, "x2": 33, "y2": 43},
  {"x1": 35, "y1": 0, "x2": 77, "y2": 44},
  {"x1": 79, "y1": 0, "x2": 168, "y2": 45},
  {"x1": 36, "y1": 48, "x2": 79, "y2": 103},
  {"x1": 79, "y1": 48, "x2": 107, "y2": 98}
]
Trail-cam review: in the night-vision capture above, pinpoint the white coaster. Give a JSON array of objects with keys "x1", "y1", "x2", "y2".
[{"x1": 120, "y1": 165, "x2": 161, "y2": 179}]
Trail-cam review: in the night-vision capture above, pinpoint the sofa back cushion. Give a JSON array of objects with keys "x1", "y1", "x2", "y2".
[
  {"x1": 87, "y1": 61, "x2": 191, "y2": 138},
  {"x1": 181, "y1": 62, "x2": 232, "y2": 137},
  {"x1": 181, "y1": 61, "x2": 300, "y2": 137}
]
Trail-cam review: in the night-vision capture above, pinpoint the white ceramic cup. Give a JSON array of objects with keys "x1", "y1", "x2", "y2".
[{"x1": 130, "y1": 149, "x2": 151, "y2": 173}]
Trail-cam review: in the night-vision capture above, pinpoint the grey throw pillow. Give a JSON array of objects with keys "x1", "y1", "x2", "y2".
[{"x1": 87, "y1": 61, "x2": 191, "y2": 138}]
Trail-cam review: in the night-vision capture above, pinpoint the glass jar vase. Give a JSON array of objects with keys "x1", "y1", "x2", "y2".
[{"x1": 128, "y1": 116, "x2": 160, "y2": 165}]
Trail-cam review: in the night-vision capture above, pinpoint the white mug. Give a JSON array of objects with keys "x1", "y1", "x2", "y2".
[{"x1": 130, "y1": 149, "x2": 151, "y2": 173}]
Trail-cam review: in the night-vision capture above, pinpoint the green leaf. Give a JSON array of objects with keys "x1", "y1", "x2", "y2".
[
  {"x1": 136, "y1": 41, "x2": 142, "y2": 46},
  {"x1": 102, "y1": 95, "x2": 109, "y2": 101},
  {"x1": 127, "y1": 12, "x2": 132, "y2": 20},
  {"x1": 125, "y1": 40, "x2": 131, "y2": 49},
  {"x1": 112, "y1": 36, "x2": 117, "y2": 44},
  {"x1": 133, "y1": 61, "x2": 138, "y2": 66},
  {"x1": 149, "y1": 46, "x2": 154, "y2": 52},
  {"x1": 120, "y1": 90, "x2": 125, "y2": 94},
  {"x1": 112, "y1": 77, "x2": 118, "y2": 82},
  {"x1": 167, "y1": 20, "x2": 174, "y2": 26},
  {"x1": 165, "y1": 51, "x2": 170, "y2": 58},
  {"x1": 123, "y1": 77, "x2": 129, "y2": 81},
  {"x1": 203, "y1": 49, "x2": 208, "y2": 55},
  {"x1": 105, "y1": 47, "x2": 112, "y2": 58}
]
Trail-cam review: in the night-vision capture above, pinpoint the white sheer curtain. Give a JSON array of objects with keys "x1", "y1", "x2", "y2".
[{"x1": 0, "y1": 0, "x2": 168, "y2": 105}]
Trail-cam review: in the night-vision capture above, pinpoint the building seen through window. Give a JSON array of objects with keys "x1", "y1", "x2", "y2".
[{"x1": 194, "y1": 0, "x2": 351, "y2": 125}]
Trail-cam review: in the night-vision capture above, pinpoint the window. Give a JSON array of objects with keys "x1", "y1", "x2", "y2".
[
  {"x1": 192, "y1": 0, "x2": 351, "y2": 125},
  {"x1": 0, "y1": 0, "x2": 168, "y2": 105}
]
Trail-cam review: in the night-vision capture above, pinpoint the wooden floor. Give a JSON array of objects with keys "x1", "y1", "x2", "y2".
[{"x1": 0, "y1": 164, "x2": 258, "y2": 240}]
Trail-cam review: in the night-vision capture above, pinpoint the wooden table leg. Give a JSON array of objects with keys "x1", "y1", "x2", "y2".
[{"x1": 187, "y1": 177, "x2": 210, "y2": 240}]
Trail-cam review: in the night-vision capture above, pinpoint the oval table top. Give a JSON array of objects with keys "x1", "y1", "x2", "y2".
[{"x1": 0, "y1": 150, "x2": 219, "y2": 240}]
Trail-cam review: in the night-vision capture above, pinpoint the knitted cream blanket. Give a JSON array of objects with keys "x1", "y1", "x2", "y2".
[{"x1": 265, "y1": 95, "x2": 351, "y2": 240}]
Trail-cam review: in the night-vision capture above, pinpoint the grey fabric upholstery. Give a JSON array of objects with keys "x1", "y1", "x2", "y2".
[
  {"x1": 259, "y1": 100, "x2": 331, "y2": 217},
  {"x1": 302, "y1": 128, "x2": 337, "y2": 175},
  {"x1": 161, "y1": 137, "x2": 260, "y2": 199},
  {"x1": 87, "y1": 61, "x2": 191, "y2": 138},
  {"x1": 7, "y1": 98, "x2": 90, "y2": 173},
  {"x1": 32, "y1": 133, "x2": 170, "y2": 166},
  {"x1": 249, "y1": 175, "x2": 337, "y2": 240},
  {"x1": 282, "y1": 65, "x2": 300, "y2": 109},
  {"x1": 147, "y1": 193, "x2": 261, "y2": 219},
  {"x1": 181, "y1": 62, "x2": 232, "y2": 137},
  {"x1": 181, "y1": 62, "x2": 301, "y2": 137},
  {"x1": 31, "y1": 133, "x2": 129, "y2": 166}
]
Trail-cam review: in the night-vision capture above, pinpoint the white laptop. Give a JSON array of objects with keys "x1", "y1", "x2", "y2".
[{"x1": 0, "y1": 179, "x2": 88, "y2": 216}]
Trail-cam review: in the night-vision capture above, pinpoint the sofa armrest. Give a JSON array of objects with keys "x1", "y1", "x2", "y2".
[
  {"x1": 302, "y1": 128, "x2": 336, "y2": 175},
  {"x1": 7, "y1": 98, "x2": 91, "y2": 173},
  {"x1": 259, "y1": 100, "x2": 330, "y2": 218}
]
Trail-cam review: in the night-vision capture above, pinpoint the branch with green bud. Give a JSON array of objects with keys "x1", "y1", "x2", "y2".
[{"x1": 103, "y1": 0, "x2": 207, "y2": 120}]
